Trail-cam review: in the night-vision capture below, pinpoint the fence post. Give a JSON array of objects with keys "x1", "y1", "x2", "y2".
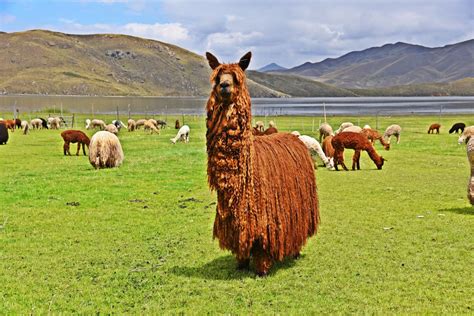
[{"x1": 72, "y1": 114, "x2": 75, "y2": 128}]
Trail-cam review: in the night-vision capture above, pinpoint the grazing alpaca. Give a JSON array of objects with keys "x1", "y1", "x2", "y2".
[
  {"x1": 467, "y1": 138, "x2": 474, "y2": 205},
  {"x1": 263, "y1": 126, "x2": 278, "y2": 135},
  {"x1": 331, "y1": 132, "x2": 385, "y2": 171},
  {"x1": 144, "y1": 120, "x2": 160, "y2": 134},
  {"x1": 449, "y1": 122, "x2": 465, "y2": 134},
  {"x1": 30, "y1": 118, "x2": 42, "y2": 129},
  {"x1": 89, "y1": 131, "x2": 124, "y2": 169},
  {"x1": 255, "y1": 120, "x2": 264, "y2": 132},
  {"x1": 135, "y1": 119, "x2": 146, "y2": 129},
  {"x1": 341, "y1": 125, "x2": 362, "y2": 133},
  {"x1": 322, "y1": 135, "x2": 335, "y2": 158},
  {"x1": 291, "y1": 132, "x2": 334, "y2": 169},
  {"x1": 360, "y1": 128, "x2": 390, "y2": 150},
  {"x1": 170, "y1": 125, "x2": 190, "y2": 144},
  {"x1": 61, "y1": 130, "x2": 90, "y2": 156},
  {"x1": 383, "y1": 124, "x2": 402, "y2": 144},
  {"x1": 49, "y1": 117, "x2": 65, "y2": 130},
  {"x1": 205, "y1": 52, "x2": 319, "y2": 276},
  {"x1": 15, "y1": 118, "x2": 21, "y2": 129},
  {"x1": 127, "y1": 119, "x2": 136, "y2": 132},
  {"x1": 85, "y1": 119, "x2": 91, "y2": 129},
  {"x1": 0, "y1": 123, "x2": 8, "y2": 144},
  {"x1": 458, "y1": 126, "x2": 474, "y2": 144},
  {"x1": 1, "y1": 119, "x2": 15, "y2": 132},
  {"x1": 112, "y1": 120, "x2": 126, "y2": 130},
  {"x1": 175, "y1": 119, "x2": 180, "y2": 129},
  {"x1": 88, "y1": 119, "x2": 106, "y2": 130},
  {"x1": 156, "y1": 119, "x2": 167, "y2": 129},
  {"x1": 428, "y1": 123, "x2": 441, "y2": 134},
  {"x1": 105, "y1": 124, "x2": 119, "y2": 135},
  {"x1": 39, "y1": 118, "x2": 49, "y2": 129},
  {"x1": 318, "y1": 123, "x2": 334, "y2": 143},
  {"x1": 335, "y1": 122, "x2": 353, "y2": 134},
  {"x1": 21, "y1": 120, "x2": 29, "y2": 135}
]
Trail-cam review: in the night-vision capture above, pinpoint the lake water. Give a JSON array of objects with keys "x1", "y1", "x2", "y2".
[{"x1": 0, "y1": 95, "x2": 473, "y2": 117}]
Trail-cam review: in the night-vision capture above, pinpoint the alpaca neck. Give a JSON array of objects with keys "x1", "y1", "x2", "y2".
[
  {"x1": 366, "y1": 146, "x2": 382, "y2": 165},
  {"x1": 206, "y1": 95, "x2": 253, "y2": 194}
]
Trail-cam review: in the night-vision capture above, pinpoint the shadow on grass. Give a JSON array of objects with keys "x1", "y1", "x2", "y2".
[
  {"x1": 169, "y1": 254, "x2": 301, "y2": 280},
  {"x1": 439, "y1": 206, "x2": 474, "y2": 215}
]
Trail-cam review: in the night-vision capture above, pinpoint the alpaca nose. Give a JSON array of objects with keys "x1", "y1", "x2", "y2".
[{"x1": 220, "y1": 82, "x2": 230, "y2": 89}]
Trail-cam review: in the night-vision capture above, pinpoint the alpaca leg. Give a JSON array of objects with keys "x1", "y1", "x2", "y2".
[
  {"x1": 253, "y1": 247, "x2": 272, "y2": 277},
  {"x1": 63, "y1": 142, "x2": 70, "y2": 155},
  {"x1": 352, "y1": 150, "x2": 361, "y2": 170},
  {"x1": 82, "y1": 143, "x2": 87, "y2": 156},
  {"x1": 397, "y1": 134, "x2": 400, "y2": 144},
  {"x1": 76, "y1": 143, "x2": 81, "y2": 156}
]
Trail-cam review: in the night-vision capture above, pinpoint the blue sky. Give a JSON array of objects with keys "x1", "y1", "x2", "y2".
[{"x1": 0, "y1": 0, "x2": 472, "y2": 68}]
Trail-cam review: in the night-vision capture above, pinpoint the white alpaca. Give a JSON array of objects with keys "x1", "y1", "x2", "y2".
[
  {"x1": 335, "y1": 122, "x2": 354, "y2": 134},
  {"x1": 105, "y1": 124, "x2": 119, "y2": 135},
  {"x1": 127, "y1": 119, "x2": 136, "y2": 132},
  {"x1": 458, "y1": 126, "x2": 474, "y2": 144},
  {"x1": 171, "y1": 125, "x2": 190, "y2": 144},
  {"x1": 31, "y1": 118, "x2": 42, "y2": 129},
  {"x1": 292, "y1": 131, "x2": 334, "y2": 169},
  {"x1": 89, "y1": 131, "x2": 124, "y2": 169},
  {"x1": 88, "y1": 119, "x2": 106, "y2": 130},
  {"x1": 318, "y1": 123, "x2": 334, "y2": 142},
  {"x1": 85, "y1": 119, "x2": 91, "y2": 129},
  {"x1": 384, "y1": 124, "x2": 402, "y2": 144},
  {"x1": 341, "y1": 125, "x2": 362, "y2": 133},
  {"x1": 21, "y1": 120, "x2": 30, "y2": 135}
]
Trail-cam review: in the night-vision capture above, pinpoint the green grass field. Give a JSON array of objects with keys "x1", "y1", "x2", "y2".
[{"x1": 0, "y1": 114, "x2": 472, "y2": 313}]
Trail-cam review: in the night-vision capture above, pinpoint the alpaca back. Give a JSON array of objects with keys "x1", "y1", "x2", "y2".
[{"x1": 89, "y1": 131, "x2": 124, "y2": 169}]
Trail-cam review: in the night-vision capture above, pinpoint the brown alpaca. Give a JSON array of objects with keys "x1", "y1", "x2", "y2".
[
  {"x1": 0, "y1": 119, "x2": 15, "y2": 132},
  {"x1": 175, "y1": 119, "x2": 180, "y2": 129},
  {"x1": 61, "y1": 130, "x2": 90, "y2": 156},
  {"x1": 263, "y1": 126, "x2": 278, "y2": 135},
  {"x1": 331, "y1": 132, "x2": 385, "y2": 171},
  {"x1": 428, "y1": 123, "x2": 441, "y2": 134},
  {"x1": 322, "y1": 135, "x2": 335, "y2": 158},
  {"x1": 252, "y1": 127, "x2": 264, "y2": 136},
  {"x1": 205, "y1": 52, "x2": 319, "y2": 276},
  {"x1": 360, "y1": 128, "x2": 390, "y2": 150}
]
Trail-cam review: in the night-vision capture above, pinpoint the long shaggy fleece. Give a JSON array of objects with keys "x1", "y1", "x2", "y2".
[
  {"x1": 88, "y1": 131, "x2": 124, "y2": 169},
  {"x1": 206, "y1": 52, "x2": 319, "y2": 275}
]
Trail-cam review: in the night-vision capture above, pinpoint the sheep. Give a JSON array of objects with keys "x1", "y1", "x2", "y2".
[
  {"x1": 467, "y1": 138, "x2": 474, "y2": 205},
  {"x1": 292, "y1": 132, "x2": 334, "y2": 169},
  {"x1": 105, "y1": 124, "x2": 119, "y2": 135},
  {"x1": 458, "y1": 126, "x2": 474, "y2": 144},
  {"x1": 335, "y1": 122, "x2": 354, "y2": 134},
  {"x1": 383, "y1": 124, "x2": 402, "y2": 144},
  {"x1": 428, "y1": 123, "x2": 441, "y2": 134},
  {"x1": 318, "y1": 123, "x2": 334, "y2": 143},
  {"x1": 449, "y1": 122, "x2": 465, "y2": 134},
  {"x1": 21, "y1": 120, "x2": 29, "y2": 135},
  {"x1": 61, "y1": 130, "x2": 90, "y2": 156},
  {"x1": 170, "y1": 125, "x2": 190, "y2": 144},
  {"x1": 144, "y1": 120, "x2": 160, "y2": 134},
  {"x1": 88, "y1": 131, "x2": 124, "y2": 169}
]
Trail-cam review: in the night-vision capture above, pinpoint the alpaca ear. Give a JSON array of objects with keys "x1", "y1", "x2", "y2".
[
  {"x1": 239, "y1": 51, "x2": 252, "y2": 71},
  {"x1": 206, "y1": 52, "x2": 220, "y2": 70}
]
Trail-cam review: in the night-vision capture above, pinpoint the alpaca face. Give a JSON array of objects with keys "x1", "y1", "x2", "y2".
[{"x1": 216, "y1": 72, "x2": 235, "y2": 100}]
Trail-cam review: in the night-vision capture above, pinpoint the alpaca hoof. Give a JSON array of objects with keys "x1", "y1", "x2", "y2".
[
  {"x1": 293, "y1": 252, "x2": 301, "y2": 259},
  {"x1": 256, "y1": 270, "x2": 268, "y2": 277}
]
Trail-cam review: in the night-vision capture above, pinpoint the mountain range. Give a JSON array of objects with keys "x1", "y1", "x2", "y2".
[
  {"x1": 272, "y1": 40, "x2": 474, "y2": 88},
  {"x1": 0, "y1": 30, "x2": 472, "y2": 97}
]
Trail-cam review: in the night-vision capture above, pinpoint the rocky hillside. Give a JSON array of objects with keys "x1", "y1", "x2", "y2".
[{"x1": 280, "y1": 40, "x2": 474, "y2": 88}]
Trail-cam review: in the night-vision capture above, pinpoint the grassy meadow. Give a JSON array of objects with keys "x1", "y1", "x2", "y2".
[{"x1": 0, "y1": 113, "x2": 472, "y2": 313}]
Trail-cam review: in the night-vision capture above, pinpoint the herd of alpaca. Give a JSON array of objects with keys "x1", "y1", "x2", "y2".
[{"x1": 205, "y1": 52, "x2": 319, "y2": 276}]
